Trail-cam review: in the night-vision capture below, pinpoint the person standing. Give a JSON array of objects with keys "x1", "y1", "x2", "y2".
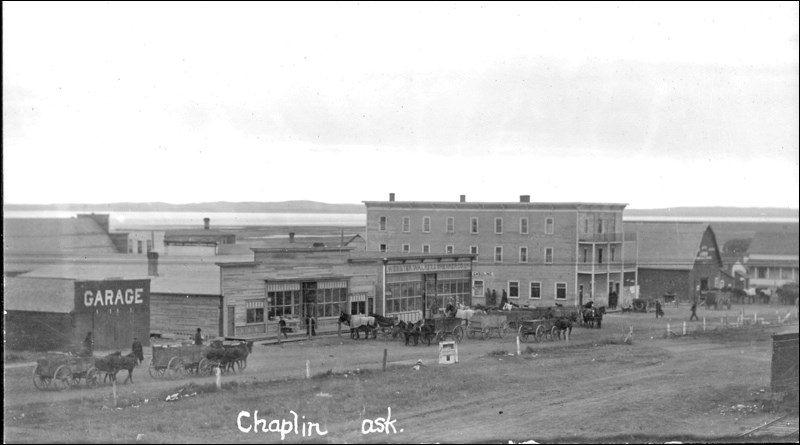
[
  {"x1": 690, "y1": 302, "x2": 699, "y2": 321},
  {"x1": 132, "y1": 337, "x2": 144, "y2": 365},
  {"x1": 655, "y1": 300, "x2": 663, "y2": 319},
  {"x1": 194, "y1": 328, "x2": 203, "y2": 345},
  {"x1": 279, "y1": 317, "x2": 290, "y2": 339},
  {"x1": 81, "y1": 332, "x2": 94, "y2": 357}
]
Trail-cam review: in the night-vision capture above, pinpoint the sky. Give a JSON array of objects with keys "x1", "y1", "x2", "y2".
[{"x1": 3, "y1": 1, "x2": 799, "y2": 209}]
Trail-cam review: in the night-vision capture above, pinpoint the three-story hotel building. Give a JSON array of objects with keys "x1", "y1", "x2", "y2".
[{"x1": 364, "y1": 194, "x2": 638, "y2": 308}]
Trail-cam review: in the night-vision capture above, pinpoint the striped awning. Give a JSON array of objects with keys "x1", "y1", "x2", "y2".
[
  {"x1": 318, "y1": 280, "x2": 348, "y2": 289},
  {"x1": 246, "y1": 299, "x2": 264, "y2": 308},
  {"x1": 266, "y1": 282, "x2": 301, "y2": 292},
  {"x1": 350, "y1": 292, "x2": 367, "y2": 302}
]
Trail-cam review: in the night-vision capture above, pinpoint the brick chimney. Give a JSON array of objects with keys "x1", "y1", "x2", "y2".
[
  {"x1": 520, "y1": 195, "x2": 530, "y2": 203},
  {"x1": 289, "y1": 232, "x2": 295, "y2": 243},
  {"x1": 460, "y1": 195, "x2": 466, "y2": 203},
  {"x1": 389, "y1": 193, "x2": 395, "y2": 202},
  {"x1": 147, "y1": 251, "x2": 159, "y2": 277},
  {"x1": 203, "y1": 218, "x2": 210, "y2": 230}
]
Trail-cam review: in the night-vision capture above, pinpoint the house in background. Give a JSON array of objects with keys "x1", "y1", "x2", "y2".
[
  {"x1": 624, "y1": 222, "x2": 724, "y2": 302},
  {"x1": 745, "y1": 231, "x2": 799, "y2": 293},
  {"x1": 162, "y1": 218, "x2": 236, "y2": 255}
]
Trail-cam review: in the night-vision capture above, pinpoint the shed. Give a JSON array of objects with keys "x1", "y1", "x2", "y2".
[{"x1": 771, "y1": 327, "x2": 799, "y2": 398}]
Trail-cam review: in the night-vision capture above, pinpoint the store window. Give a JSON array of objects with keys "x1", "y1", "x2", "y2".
[
  {"x1": 316, "y1": 287, "x2": 348, "y2": 318},
  {"x1": 473, "y1": 280, "x2": 484, "y2": 297},
  {"x1": 246, "y1": 305, "x2": 264, "y2": 324},
  {"x1": 268, "y1": 290, "x2": 300, "y2": 319}
]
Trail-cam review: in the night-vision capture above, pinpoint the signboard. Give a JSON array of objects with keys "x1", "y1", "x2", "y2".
[
  {"x1": 387, "y1": 262, "x2": 471, "y2": 274},
  {"x1": 438, "y1": 341, "x2": 458, "y2": 364},
  {"x1": 74, "y1": 279, "x2": 150, "y2": 313}
]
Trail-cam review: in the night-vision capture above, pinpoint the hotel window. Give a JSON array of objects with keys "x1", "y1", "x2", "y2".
[
  {"x1": 598, "y1": 248, "x2": 603, "y2": 264},
  {"x1": 545, "y1": 247, "x2": 553, "y2": 264},
  {"x1": 471, "y1": 217, "x2": 479, "y2": 234},
  {"x1": 423, "y1": 244, "x2": 430, "y2": 253},
  {"x1": 402, "y1": 244, "x2": 410, "y2": 253},
  {"x1": 379, "y1": 216, "x2": 387, "y2": 231},
  {"x1": 423, "y1": 216, "x2": 431, "y2": 233},
  {"x1": 530, "y1": 282, "x2": 541, "y2": 300},
  {"x1": 446, "y1": 217, "x2": 454, "y2": 233},
  {"x1": 520, "y1": 218, "x2": 529, "y2": 234},
  {"x1": 380, "y1": 244, "x2": 387, "y2": 252},
  {"x1": 611, "y1": 246, "x2": 616, "y2": 262},
  {"x1": 520, "y1": 247, "x2": 528, "y2": 263},
  {"x1": 402, "y1": 216, "x2": 410, "y2": 232},
  {"x1": 545, "y1": 218, "x2": 554, "y2": 235},
  {"x1": 495, "y1": 246, "x2": 503, "y2": 263},
  {"x1": 583, "y1": 248, "x2": 588, "y2": 263},
  {"x1": 495, "y1": 217, "x2": 503, "y2": 234},
  {"x1": 146, "y1": 240, "x2": 153, "y2": 252},
  {"x1": 556, "y1": 283, "x2": 567, "y2": 300},
  {"x1": 137, "y1": 240, "x2": 143, "y2": 254},
  {"x1": 473, "y1": 280, "x2": 484, "y2": 297},
  {"x1": 509, "y1": 281, "x2": 519, "y2": 298},
  {"x1": 470, "y1": 246, "x2": 478, "y2": 259},
  {"x1": 446, "y1": 245, "x2": 454, "y2": 254},
  {"x1": 597, "y1": 219, "x2": 603, "y2": 234}
]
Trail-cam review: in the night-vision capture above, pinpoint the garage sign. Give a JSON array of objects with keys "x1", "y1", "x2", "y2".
[{"x1": 74, "y1": 279, "x2": 150, "y2": 312}]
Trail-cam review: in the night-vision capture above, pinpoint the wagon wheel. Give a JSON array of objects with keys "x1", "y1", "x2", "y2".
[
  {"x1": 148, "y1": 360, "x2": 164, "y2": 379},
  {"x1": 499, "y1": 322, "x2": 509, "y2": 339},
  {"x1": 167, "y1": 357, "x2": 185, "y2": 379},
  {"x1": 53, "y1": 365, "x2": 73, "y2": 391},
  {"x1": 482, "y1": 328, "x2": 490, "y2": 340},
  {"x1": 85, "y1": 367, "x2": 100, "y2": 388},
  {"x1": 453, "y1": 326, "x2": 464, "y2": 344},
  {"x1": 32, "y1": 367, "x2": 50, "y2": 391},
  {"x1": 534, "y1": 325, "x2": 545, "y2": 342},
  {"x1": 197, "y1": 358, "x2": 212, "y2": 376},
  {"x1": 550, "y1": 326, "x2": 559, "y2": 341}
]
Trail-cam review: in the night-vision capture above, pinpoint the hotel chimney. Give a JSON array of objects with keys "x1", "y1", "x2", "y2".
[
  {"x1": 389, "y1": 193, "x2": 395, "y2": 202},
  {"x1": 147, "y1": 251, "x2": 159, "y2": 277},
  {"x1": 460, "y1": 195, "x2": 466, "y2": 203},
  {"x1": 520, "y1": 195, "x2": 530, "y2": 203},
  {"x1": 203, "y1": 217, "x2": 210, "y2": 230}
]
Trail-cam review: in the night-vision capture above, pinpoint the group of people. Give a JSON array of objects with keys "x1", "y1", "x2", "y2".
[
  {"x1": 653, "y1": 299, "x2": 700, "y2": 321},
  {"x1": 276, "y1": 316, "x2": 317, "y2": 339}
]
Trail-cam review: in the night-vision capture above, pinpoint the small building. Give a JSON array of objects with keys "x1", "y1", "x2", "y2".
[
  {"x1": 4, "y1": 277, "x2": 151, "y2": 351},
  {"x1": 217, "y1": 245, "x2": 474, "y2": 339},
  {"x1": 163, "y1": 218, "x2": 236, "y2": 256},
  {"x1": 3, "y1": 214, "x2": 118, "y2": 259},
  {"x1": 745, "y1": 231, "x2": 799, "y2": 294},
  {"x1": 625, "y1": 222, "x2": 724, "y2": 302}
]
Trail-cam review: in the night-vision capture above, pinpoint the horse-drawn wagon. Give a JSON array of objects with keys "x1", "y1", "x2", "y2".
[
  {"x1": 32, "y1": 353, "x2": 99, "y2": 391},
  {"x1": 423, "y1": 316, "x2": 465, "y2": 344},
  {"x1": 517, "y1": 318, "x2": 561, "y2": 342},
  {"x1": 149, "y1": 344, "x2": 215, "y2": 379},
  {"x1": 466, "y1": 314, "x2": 509, "y2": 339}
]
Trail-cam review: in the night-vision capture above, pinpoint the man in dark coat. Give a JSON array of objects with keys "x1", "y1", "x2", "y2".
[
  {"x1": 655, "y1": 300, "x2": 663, "y2": 319},
  {"x1": 690, "y1": 302, "x2": 699, "y2": 321},
  {"x1": 132, "y1": 337, "x2": 144, "y2": 365},
  {"x1": 194, "y1": 328, "x2": 203, "y2": 345}
]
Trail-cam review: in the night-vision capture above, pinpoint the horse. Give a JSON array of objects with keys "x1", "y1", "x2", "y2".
[
  {"x1": 553, "y1": 317, "x2": 573, "y2": 340},
  {"x1": 226, "y1": 341, "x2": 254, "y2": 372},
  {"x1": 582, "y1": 306, "x2": 605, "y2": 328},
  {"x1": 96, "y1": 352, "x2": 137, "y2": 384},
  {"x1": 339, "y1": 312, "x2": 376, "y2": 339}
]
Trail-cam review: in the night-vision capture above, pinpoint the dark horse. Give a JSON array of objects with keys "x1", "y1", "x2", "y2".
[
  {"x1": 339, "y1": 312, "x2": 377, "y2": 339},
  {"x1": 582, "y1": 306, "x2": 605, "y2": 328},
  {"x1": 207, "y1": 341, "x2": 254, "y2": 373},
  {"x1": 96, "y1": 351, "x2": 138, "y2": 384},
  {"x1": 396, "y1": 320, "x2": 434, "y2": 346}
]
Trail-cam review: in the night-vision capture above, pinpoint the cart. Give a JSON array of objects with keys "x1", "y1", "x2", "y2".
[
  {"x1": 467, "y1": 314, "x2": 509, "y2": 339},
  {"x1": 32, "y1": 353, "x2": 99, "y2": 391},
  {"x1": 422, "y1": 317, "x2": 465, "y2": 345},
  {"x1": 149, "y1": 344, "x2": 215, "y2": 379},
  {"x1": 517, "y1": 318, "x2": 560, "y2": 342}
]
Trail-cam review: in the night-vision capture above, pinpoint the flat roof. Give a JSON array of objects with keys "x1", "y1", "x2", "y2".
[{"x1": 362, "y1": 201, "x2": 627, "y2": 211}]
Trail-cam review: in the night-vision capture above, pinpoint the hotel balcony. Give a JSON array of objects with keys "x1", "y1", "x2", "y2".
[
  {"x1": 578, "y1": 232, "x2": 636, "y2": 243},
  {"x1": 577, "y1": 261, "x2": 637, "y2": 274}
]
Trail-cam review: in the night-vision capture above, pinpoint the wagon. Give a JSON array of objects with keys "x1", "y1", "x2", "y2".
[
  {"x1": 422, "y1": 316, "x2": 465, "y2": 345},
  {"x1": 467, "y1": 314, "x2": 509, "y2": 339},
  {"x1": 32, "y1": 353, "x2": 99, "y2": 391},
  {"x1": 517, "y1": 318, "x2": 560, "y2": 342},
  {"x1": 149, "y1": 344, "x2": 216, "y2": 379}
]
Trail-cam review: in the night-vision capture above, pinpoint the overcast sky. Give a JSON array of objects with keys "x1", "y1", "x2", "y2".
[{"x1": 3, "y1": 2, "x2": 798, "y2": 209}]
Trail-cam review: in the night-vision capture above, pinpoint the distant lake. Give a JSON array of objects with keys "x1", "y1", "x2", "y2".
[
  {"x1": 623, "y1": 216, "x2": 799, "y2": 223},
  {"x1": 2, "y1": 211, "x2": 366, "y2": 230}
]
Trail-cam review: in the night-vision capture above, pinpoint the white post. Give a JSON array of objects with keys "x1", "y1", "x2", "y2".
[
  {"x1": 703, "y1": 317, "x2": 706, "y2": 332},
  {"x1": 516, "y1": 335, "x2": 520, "y2": 355},
  {"x1": 667, "y1": 323, "x2": 670, "y2": 336},
  {"x1": 754, "y1": 312, "x2": 757, "y2": 324},
  {"x1": 682, "y1": 321, "x2": 686, "y2": 336},
  {"x1": 306, "y1": 360, "x2": 310, "y2": 379},
  {"x1": 215, "y1": 366, "x2": 221, "y2": 390}
]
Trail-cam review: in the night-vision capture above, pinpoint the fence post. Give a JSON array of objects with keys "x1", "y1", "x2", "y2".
[
  {"x1": 666, "y1": 323, "x2": 670, "y2": 337},
  {"x1": 382, "y1": 349, "x2": 387, "y2": 372},
  {"x1": 682, "y1": 321, "x2": 686, "y2": 336},
  {"x1": 306, "y1": 360, "x2": 310, "y2": 379},
  {"x1": 703, "y1": 317, "x2": 706, "y2": 332},
  {"x1": 516, "y1": 335, "x2": 520, "y2": 355}
]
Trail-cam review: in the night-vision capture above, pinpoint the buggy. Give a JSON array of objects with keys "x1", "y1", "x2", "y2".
[{"x1": 32, "y1": 353, "x2": 99, "y2": 391}]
